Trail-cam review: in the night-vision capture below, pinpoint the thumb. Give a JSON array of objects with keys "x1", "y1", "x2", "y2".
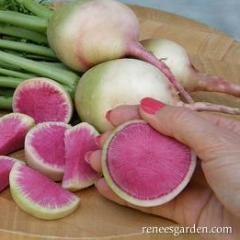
[
  {"x1": 140, "y1": 98, "x2": 240, "y2": 217},
  {"x1": 139, "y1": 98, "x2": 238, "y2": 162}
]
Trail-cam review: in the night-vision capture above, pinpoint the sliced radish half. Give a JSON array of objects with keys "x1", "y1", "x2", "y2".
[
  {"x1": 13, "y1": 78, "x2": 73, "y2": 123},
  {"x1": 102, "y1": 120, "x2": 196, "y2": 207}
]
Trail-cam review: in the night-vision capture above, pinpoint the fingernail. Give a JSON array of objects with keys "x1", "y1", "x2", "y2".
[
  {"x1": 95, "y1": 135, "x2": 101, "y2": 147},
  {"x1": 105, "y1": 110, "x2": 112, "y2": 123},
  {"x1": 140, "y1": 97, "x2": 165, "y2": 114},
  {"x1": 85, "y1": 151, "x2": 94, "y2": 164}
]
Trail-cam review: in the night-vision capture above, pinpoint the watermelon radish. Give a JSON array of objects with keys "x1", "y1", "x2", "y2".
[
  {"x1": 75, "y1": 59, "x2": 179, "y2": 132},
  {"x1": 102, "y1": 120, "x2": 196, "y2": 207},
  {"x1": 12, "y1": 78, "x2": 73, "y2": 124},
  {"x1": 75, "y1": 59, "x2": 240, "y2": 132},
  {"x1": 25, "y1": 122, "x2": 70, "y2": 181},
  {"x1": 0, "y1": 156, "x2": 20, "y2": 192},
  {"x1": 142, "y1": 38, "x2": 240, "y2": 97},
  {"x1": 47, "y1": 0, "x2": 192, "y2": 103},
  {"x1": 0, "y1": 113, "x2": 35, "y2": 155},
  {"x1": 10, "y1": 162, "x2": 80, "y2": 220},
  {"x1": 62, "y1": 122, "x2": 100, "y2": 192}
]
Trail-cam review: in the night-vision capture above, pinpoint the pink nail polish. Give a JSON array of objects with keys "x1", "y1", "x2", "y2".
[
  {"x1": 105, "y1": 110, "x2": 112, "y2": 122},
  {"x1": 140, "y1": 97, "x2": 165, "y2": 114}
]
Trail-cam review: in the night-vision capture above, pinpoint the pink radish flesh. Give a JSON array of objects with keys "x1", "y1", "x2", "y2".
[
  {"x1": 141, "y1": 38, "x2": 240, "y2": 98},
  {"x1": 25, "y1": 122, "x2": 69, "y2": 181},
  {"x1": 0, "y1": 113, "x2": 34, "y2": 155},
  {"x1": 18, "y1": 165, "x2": 76, "y2": 207},
  {"x1": 10, "y1": 163, "x2": 80, "y2": 220},
  {"x1": 102, "y1": 121, "x2": 196, "y2": 207},
  {"x1": 47, "y1": 0, "x2": 192, "y2": 103},
  {"x1": 0, "y1": 156, "x2": 16, "y2": 192},
  {"x1": 13, "y1": 78, "x2": 73, "y2": 123},
  {"x1": 63, "y1": 123, "x2": 99, "y2": 191}
]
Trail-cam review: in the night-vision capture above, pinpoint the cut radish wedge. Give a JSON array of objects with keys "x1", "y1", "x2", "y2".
[
  {"x1": 10, "y1": 163, "x2": 80, "y2": 220},
  {"x1": 25, "y1": 122, "x2": 70, "y2": 181},
  {"x1": 62, "y1": 122, "x2": 100, "y2": 191},
  {"x1": 0, "y1": 156, "x2": 20, "y2": 192},
  {"x1": 0, "y1": 113, "x2": 35, "y2": 155}
]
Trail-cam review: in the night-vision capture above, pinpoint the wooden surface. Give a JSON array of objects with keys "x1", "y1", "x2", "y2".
[{"x1": 1, "y1": 4, "x2": 240, "y2": 240}]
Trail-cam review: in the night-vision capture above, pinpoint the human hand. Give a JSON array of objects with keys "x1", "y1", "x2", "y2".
[{"x1": 86, "y1": 97, "x2": 240, "y2": 239}]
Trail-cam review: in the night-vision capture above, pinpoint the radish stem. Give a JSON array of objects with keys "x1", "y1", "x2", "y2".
[
  {"x1": 0, "y1": 67, "x2": 35, "y2": 79},
  {"x1": 0, "y1": 24, "x2": 48, "y2": 44},
  {"x1": 193, "y1": 73, "x2": 240, "y2": 98},
  {"x1": 0, "y1": 76, "x2": 74, "y2": 97},
  {"x1": 15, "y1": 0, "x2": 53, "y2": 19},
  {"x1": 0, "y1": 11, "x2": 47, "y2": 32},
  {"x1": 0, "y1": 96, "x2": 12, "y2": 109},
  {"x1": 128, "y1": 43, "x2": 194, "y2": 103},
  {"x1": 177, "y1": 101, "x2": 240, "y2": 115},
  {"x1": 0, "y1": 77, "x2": 22, "y2": 88},
  {"x1": 0, "y1": 39, "x2": 56, "y2": 58},
  {"x1": 0, "y1": 50, "x2": 79, "y2": 87}
]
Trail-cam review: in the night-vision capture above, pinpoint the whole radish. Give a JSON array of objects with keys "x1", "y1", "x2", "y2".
[
  {"x1": 142, "y1": 38, "x2": 240, "y2": 98},
  {"x1": 47, "y1": 0, "x2": 192, "y2": 103},
  {"x1": 75, "y1": 59, "x2": 240, "y2": 132}
]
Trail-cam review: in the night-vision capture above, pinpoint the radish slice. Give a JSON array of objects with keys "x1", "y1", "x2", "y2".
[
  {"x1": 0, "y1": 156, "x2": 20, "y2": 192},
  {"x1": 102, "y1": 120, "x2": 196, "y2": 207},
  {"x1": 25, "y1": 122, "x2": 70, "y2": 181},
  {"x1": 10, "y1": 162, "x2": 80, "y2": 220},
  {"x1": 62, "y1": 122, "x2": 100, "y2": 191},
  {"x1": 13, "y1": 78, "x2": 73, "y2": 124},
  {"x1": 0, "y1": 113, "x2": 35, "y2": 155}
]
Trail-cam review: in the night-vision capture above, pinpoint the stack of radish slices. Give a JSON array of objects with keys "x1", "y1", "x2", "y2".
[{"x1": 0, "y1": 78, "x2": 100, "y2": 220}]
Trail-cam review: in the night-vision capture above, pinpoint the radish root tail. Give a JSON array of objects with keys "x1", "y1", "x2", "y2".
[{"x1": 193, "y1": 73, "x2": 240, "y2": 98}]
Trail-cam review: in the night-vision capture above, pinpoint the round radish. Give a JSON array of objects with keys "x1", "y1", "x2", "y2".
[
  {"x1": 47, "y1": 0, "x2": 192, "y2": 103},
  {"x1": 0, "y1": 156, "x2": 21, "y2": 192},
  {"x1": 75, "y1": 59, "x2": 179, "y2": 132},
  {"x1": 142, "y1": 38, "x2": 240, "y2": 97},
  {"x1": 25, "y1": 122, "x2": 70, "y2": 181},
  {"x1": 62, "y1": 122, "x2": 100, "y2": 191},
  {"x1": 75, "y1": 59, "x2": 240, "y2": 132},
  {"x1": 13, "y1": 78, "x2": 73, "y2": 124},
  {"x1": 102, "y1": 120, "x2": 196, "y2": 207},
  {"x1": 0, "y1": 113, "x2": 35, "y2": 155},
  {"x1": 10, "y1": 162, "x2": 80, "y2": 220}
]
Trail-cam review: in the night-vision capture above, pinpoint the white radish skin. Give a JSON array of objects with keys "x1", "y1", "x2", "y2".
[
  {"x1": 142, "y1": 38, "x2": 240, "y2": 97},
  {"x1": 75, "y1": 59, "x2": 179, "y2": 132}
]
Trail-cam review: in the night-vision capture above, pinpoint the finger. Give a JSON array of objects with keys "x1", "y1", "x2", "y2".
[
  {"x1": 95, "y1": 130, "x2": 113, "y2": 147},
  {"x1": 139, "y1": 97, "x2": 238, "y2": 161},
  {"x1": 199, "y1": 112, "x2": 240, "y2": 135},
  {"x1": 106, "y1": 105, "x2": 140, "y2": 126},
  {"x1": 95, "y1": 178, "x2": 212, "y2": 226},
  {"x1": 95, "y1": 178, "x2": 126, "y2": 205},
  {"x1": 85, "y1": 150, "x2": 102, "y2": 173}
]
